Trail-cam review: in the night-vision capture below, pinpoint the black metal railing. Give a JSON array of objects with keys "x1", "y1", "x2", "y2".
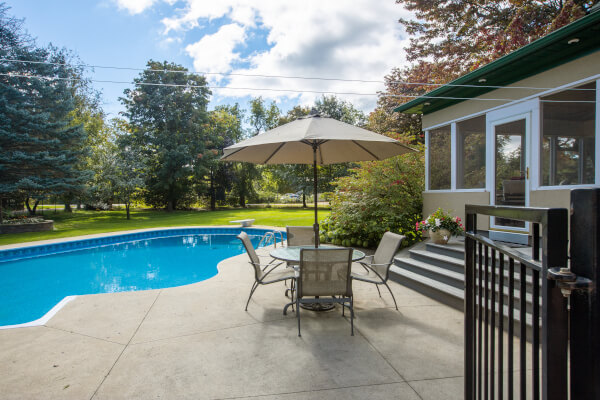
[{"x1": 464, "y1": 205, "x2": 569, "y2": 400}]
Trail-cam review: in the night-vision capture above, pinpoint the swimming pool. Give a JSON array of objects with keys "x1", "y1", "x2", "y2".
[{"x1": 0, "y1": 227, "x2": 282, "y2": 328}]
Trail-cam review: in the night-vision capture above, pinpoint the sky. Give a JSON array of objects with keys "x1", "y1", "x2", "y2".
[{"x1": 4, "y1": 0, "x2": 412, "y2": 118}]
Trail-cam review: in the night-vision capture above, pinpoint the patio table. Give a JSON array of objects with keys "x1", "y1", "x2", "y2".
[{"x1": 271, "y1": 245, "x2": 365, "y2": 312}]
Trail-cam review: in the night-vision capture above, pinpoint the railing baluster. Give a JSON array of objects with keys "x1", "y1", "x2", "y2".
[
  {"x1": 520, "y1": 264, "x2": 527, "y2": 399},
  {"x1": 478, "y1": 242, "x2": 483, "y2": 400},
  {"x1": 533, "y1": 269, "x2": 540, "y2": 400},
  {"x1": 491, "y1": 249, "x2": 496, "y2": 400},
  {"x1": 465, "y1": 212, "x2": 476, "y2": 400},
  {"x1": 498, "y1": 254, "x2": 505, "y2": 400},
  {"x1": 484, "y1": 246, "x2": 489, "y2": 400},
  {"x1": 509, "y1": 258, "x2": 515, "y2": 399}
]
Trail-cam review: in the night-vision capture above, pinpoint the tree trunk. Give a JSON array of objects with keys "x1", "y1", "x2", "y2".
[
  {"x1": 64, "y1": 203, "x2": 72, "y2": 212},
  {"x1": 32, "y1": 199, "x2": 39, "y2": 215},
  {"x1": 302, "y1": 192, "x2": 307, "y2": 208},
  {"x1": 210, "y1": 169, "x2": 216, "y2": 211},
  {"x1": 126, "y1": 203, "x2": 130, "y2": 220},
  {"x1": 0, "y1": 197, "x2": 3, "y2": 223},
  {"x1": 239, "y1": 192, "x2": 246, "y2": 208},
  {"x1": 25, "y1": 198, "x2": 33, "y2": 215}
]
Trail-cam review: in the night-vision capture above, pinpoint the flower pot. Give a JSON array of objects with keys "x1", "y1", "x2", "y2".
[{"x1": 430, "y1": 228, "x2": 451, "y2": 244}]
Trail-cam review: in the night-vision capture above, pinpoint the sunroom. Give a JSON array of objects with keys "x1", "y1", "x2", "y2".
[{"x1": 396, "y1": 10, "x2": 600, "y2": 244}]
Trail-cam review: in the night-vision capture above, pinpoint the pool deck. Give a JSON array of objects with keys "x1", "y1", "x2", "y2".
[{"x1": 0, "y1": 240, "x2": 464, "y2": 399}]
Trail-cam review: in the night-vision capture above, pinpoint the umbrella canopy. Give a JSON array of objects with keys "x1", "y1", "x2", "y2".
[
  {"x1": 221, "y1": 114, "x2": 413, "y2": 165},
  {"x1": 221, "y1": 114, "x2": 416, "y2": 247}
]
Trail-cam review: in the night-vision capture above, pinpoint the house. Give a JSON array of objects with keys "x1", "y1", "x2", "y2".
[{"x1": 395, "y1": 10, "x2": 600, "y2": 244}]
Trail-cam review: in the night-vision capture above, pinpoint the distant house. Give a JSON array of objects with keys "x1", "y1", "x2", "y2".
[{"x1": 396, "y1": 10, "x2": 600, "y2": 244}]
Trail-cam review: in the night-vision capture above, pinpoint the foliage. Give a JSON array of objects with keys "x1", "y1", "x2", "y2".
[
  {"x1": 320, "y1": 147, "x2": 424, "y2": 248},
  {"x1": 416, "y1": 208, "x2": 464, "y2": 236},
  {"x1": 0, "y1": 5, "x2": 90, "y2": 216},
  {"x1": 370, "y1": 0, "x2": 597, "y2": 144},
  {"x1": 120, "y1": 60, "x2": 211, "y2": 211},
  {"x1": 199, "y1": 104, "x2": 244, "y2": 209}
]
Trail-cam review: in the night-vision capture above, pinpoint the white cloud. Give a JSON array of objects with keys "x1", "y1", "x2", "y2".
[
  {"x1": 114, "y1": 0, "x2": 157, "y2": 14},
  {"x1": 118, "y1": 0, "x2": 412, "y2": 112},
  {"x1": 185, "y1": 23, "x2": 247, "y2": 74}
]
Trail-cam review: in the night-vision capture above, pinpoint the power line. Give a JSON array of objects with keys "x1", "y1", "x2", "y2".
[
  {"x1": 1, "y1": 58, "x2": 596, "y2": 92},
  {"x1": 1, "y1": 72, "x2": 596, "y2": 103}
]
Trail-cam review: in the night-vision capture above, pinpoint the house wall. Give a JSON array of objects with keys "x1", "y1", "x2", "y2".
[
  {"x1": 422, "y1": 51, "x2": 600, "y2": 130},
  {"x1": 423, "y1": 189, "x2": 573, "y2": 235},
  {"x1": 423, "y1": 191, "x2": 491, "y2": 230}
]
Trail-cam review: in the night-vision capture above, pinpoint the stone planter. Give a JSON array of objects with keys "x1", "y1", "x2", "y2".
[
  {"x1": 0, "y1": 220, "x2": 54, "y2": 234},
  {"x1": 429, "y1": 228, "x2": 451, "y2": 244}
]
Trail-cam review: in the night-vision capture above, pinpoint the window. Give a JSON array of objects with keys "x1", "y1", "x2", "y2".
[
  {"x1": 457, "y1": 116, "x2": 486, "y2": 189},
  {"x1": 541, "y1": 82, "x2": 596, "y2": 186},
  {"x1": 428, "y1": 125, "x2": 451, "y2": 190}
]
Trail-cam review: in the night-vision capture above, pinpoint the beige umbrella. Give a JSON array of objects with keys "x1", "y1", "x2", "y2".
[{"x1": 221, "y1": 113, "x2": 415, "y2": 247}]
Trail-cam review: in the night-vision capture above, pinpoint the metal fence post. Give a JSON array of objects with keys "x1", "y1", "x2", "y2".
[
  {"x1": 570, "y1": 188, "x2": 600, "y2": 399},
  {"x1": 464, "y1": 211, "x2": 476, "y2": 400},
  {"x1": 542, "y1": 208, "x2": 569, "y2": 400}
]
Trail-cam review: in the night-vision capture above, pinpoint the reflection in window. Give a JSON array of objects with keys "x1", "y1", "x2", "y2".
[
  {"x1": 541, "y1": 82, "x2": 595, "y2": 186},
  {"x1": 457, "y1": 116, "x2": 486, "y2": 189},
  {"x1": 428, "y1": 125, "x2": 451, "y2": 190}
]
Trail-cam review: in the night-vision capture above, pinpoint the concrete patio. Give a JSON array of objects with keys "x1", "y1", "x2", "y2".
[{"x1": 0, "y1": 250, "x2": 464, "y2": 399}]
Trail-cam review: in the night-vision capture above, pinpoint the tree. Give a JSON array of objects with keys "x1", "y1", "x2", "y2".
[
  {"x1": 120, "y1": 60, "x2": 211, "y2": 211},
  {"x1": 0, "y1": 5, "x2": 90, "y2": 217},
  {"x1": 370, "y1": 0, "x2": 598, "y2": 142},
  {"x1": 201, "y1": 104, "x2": 244, "y2": 210}
]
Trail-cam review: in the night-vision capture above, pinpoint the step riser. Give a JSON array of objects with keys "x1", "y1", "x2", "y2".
[
  {"x1": 388, "y1": 271, "x2": 464, "y2": 311},
  {"x1": 426, "y1": 243, "x2": 465, "y2": 259},
  {"x1": 395, "y1": 258, "x2": 463, "y2": 289},
  {"x1": 390, "y1": 269, "x2": 536, "y2": 331},
  {"x1": 409, "y1": 251, "x2": 464, "y2": 274}
]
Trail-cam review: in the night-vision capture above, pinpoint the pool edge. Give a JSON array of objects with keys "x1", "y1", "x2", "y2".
[{"x1": 0, "y1": 296, "x2": 77, "y2": 330}]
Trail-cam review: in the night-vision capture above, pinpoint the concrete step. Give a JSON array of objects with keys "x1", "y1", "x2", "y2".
[
  {"x1": 394, "y1": 256, "x2": 463, "y2": 289},
  {"x1": 389, "y1": 265, "x2": 464, "y2": 310},
  {"x1": 408, "y1": 249, "x2": 465, "y2": 274},
  {"x1": 425, "y1": 242, "x2": 465, "y2": 260}
]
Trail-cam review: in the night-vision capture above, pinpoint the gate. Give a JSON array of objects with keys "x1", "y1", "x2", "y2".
[{"x1": 464, "y1": 188, "x2": 598, "y2": 400}]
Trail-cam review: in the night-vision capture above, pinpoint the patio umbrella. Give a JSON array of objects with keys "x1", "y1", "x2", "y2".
[{"x1": 221, "y1": 113, "x2": 415, "y2": 247}]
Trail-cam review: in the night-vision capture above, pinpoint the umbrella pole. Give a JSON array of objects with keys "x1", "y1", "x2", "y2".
[{"x1": 313, "y1": 144, "x2": 319, "y2": 248}]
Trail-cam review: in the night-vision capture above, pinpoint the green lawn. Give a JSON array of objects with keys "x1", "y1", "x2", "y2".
[{"x1": 0, "y1": 207, "x2": 330, "y2": 246}]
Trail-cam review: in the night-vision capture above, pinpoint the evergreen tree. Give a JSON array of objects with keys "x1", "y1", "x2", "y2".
[
  {"x1": 120, "y1": 60, "x2": 211, "y2": 211},
  {"x1": 0, "y1": 5, "x2": 89, "y2": 216}
]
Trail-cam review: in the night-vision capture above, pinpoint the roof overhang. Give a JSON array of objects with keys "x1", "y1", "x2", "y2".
[{"x1": 394, "y1": 11, "x2": 600, "y2": 115}]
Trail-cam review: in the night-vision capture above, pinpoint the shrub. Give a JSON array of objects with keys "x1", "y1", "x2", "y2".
[{"x1": 320, "y1": 147, "x2": 424, "y2": 248}]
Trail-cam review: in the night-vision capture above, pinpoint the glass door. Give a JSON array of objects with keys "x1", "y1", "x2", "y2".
[{"x1": 493, "y1": 118, "x2": 528, "y2": 230}]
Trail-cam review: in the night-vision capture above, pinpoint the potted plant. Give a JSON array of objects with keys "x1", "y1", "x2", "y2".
[{"x1": 416, "y1": 208, "x2": 464, "y2": 244}]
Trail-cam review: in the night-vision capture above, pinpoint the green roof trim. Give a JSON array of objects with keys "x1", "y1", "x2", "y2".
[{"x1": 394, "y1": 11, "x2": 600, "y2": 115}]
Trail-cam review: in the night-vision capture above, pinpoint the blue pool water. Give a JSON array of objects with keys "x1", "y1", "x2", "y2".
[{"x1": 0, "y1": 228, "x2": 272, "y2": 327}]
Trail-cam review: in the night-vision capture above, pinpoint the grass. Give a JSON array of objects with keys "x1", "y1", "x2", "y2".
[{"x1": 0, "y1": 207, "x2": 331, "y2": 246}]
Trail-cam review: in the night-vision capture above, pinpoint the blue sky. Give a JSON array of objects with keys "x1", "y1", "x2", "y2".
[{"x1": 5, "y1": 0, "x2": 410, "y2": 117}]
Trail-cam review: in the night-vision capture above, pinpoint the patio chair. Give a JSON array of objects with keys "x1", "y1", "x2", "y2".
[
  {"x1": 351, "y1": 232, "x2": 405, "y2": 310},
  {"x1": 296, "y1": 248, "x2": 354, "y2": 336},
  {"x1": 238, "y1": 232, "x2": 295, "y2": 311},
  {"x1": 286, "y1": 226, "x2": 316, "y2": 247}
]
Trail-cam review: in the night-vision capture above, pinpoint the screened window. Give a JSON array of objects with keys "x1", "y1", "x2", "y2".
[
  {"x1": 541, "y1": 82, "x2": 596, "y2": 186},
  {"x1": 457, "y1": 116, "x2": 486, "y2": 189},
  {"x1": 428, "y1": 125, "x2": 451, "y2": 190}
]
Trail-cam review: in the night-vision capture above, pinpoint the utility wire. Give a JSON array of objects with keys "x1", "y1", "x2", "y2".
[
  {"x1": 1, "y1": 58, "x2": 596, "y2": 92},
  {"x1": 1, "y1": 72, "x2": 596, "y2": 103}
]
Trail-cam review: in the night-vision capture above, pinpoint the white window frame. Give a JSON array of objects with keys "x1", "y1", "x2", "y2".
[
  {"x1": 487, "y1": 102, "x2": 535, "y2": 235},
  {"x1": 422, "y1": 74, "x2": 600, "y2": 194},
  {"x1": 424, "y1": 125, "x2": 453, "y2": 192},
  {"x1": 533, "y1": 78, "x2": 600, "y2": 190}
]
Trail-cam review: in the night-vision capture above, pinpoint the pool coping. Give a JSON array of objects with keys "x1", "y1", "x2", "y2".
[{"x1": 0, "y1": 225, "x2": 285, "y2": 329}]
